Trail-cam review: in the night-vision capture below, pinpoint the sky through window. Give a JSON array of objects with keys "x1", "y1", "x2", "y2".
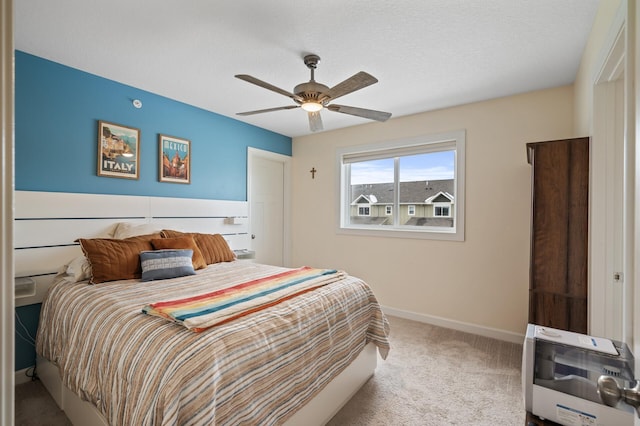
[{"x1": 350, "y1": 151, "x2": 454, "y2": 185}]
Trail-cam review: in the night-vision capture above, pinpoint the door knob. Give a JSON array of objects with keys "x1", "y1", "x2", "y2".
[{"x1": 598, "y1": 375, "x2": 640, "y2": 417}]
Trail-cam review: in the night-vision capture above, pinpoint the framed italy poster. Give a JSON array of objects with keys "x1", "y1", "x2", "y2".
[
  {"x1": 159, "y1": 134, "x2": 191, "y2": 184},
  {"x1": 97, "y1": 120, "x2": 140, "y2": 179}
]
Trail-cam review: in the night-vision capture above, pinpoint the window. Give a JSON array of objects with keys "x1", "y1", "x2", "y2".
[
  {"x1": 337, "y1": 130, "x2": 465, "y2": 241},
  {"x1": 434, "y1": 205, "x2": 450, "y2": 217}
]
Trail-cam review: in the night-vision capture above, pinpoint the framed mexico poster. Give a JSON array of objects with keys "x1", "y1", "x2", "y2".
[
  {"x1": 97, "y1": 120, "x2": 140, "y2": 179},
  {"x1": 159, "y1": 134, "x2": 191, "y2": 184}
]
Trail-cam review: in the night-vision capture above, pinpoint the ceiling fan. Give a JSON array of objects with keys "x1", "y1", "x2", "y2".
[{"x1": 235, "y1": 54, "x2": 392, "y2": 132}]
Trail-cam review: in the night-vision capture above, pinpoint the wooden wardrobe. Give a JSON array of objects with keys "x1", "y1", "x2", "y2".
[{"x1": 527, "y1": 137, "x2": 589, "y2": 334}]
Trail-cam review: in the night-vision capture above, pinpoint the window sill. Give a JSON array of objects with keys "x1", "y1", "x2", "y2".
[{"x1": 336, "y1": 226, "x2": 464, "y2": 241}]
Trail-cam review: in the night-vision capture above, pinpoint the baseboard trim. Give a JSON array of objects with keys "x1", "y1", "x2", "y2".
[
  {"x1": 15, "y1": 366, "x2": 35, "y2": 385},
  {"x1": 381, "y1": 305, "x2": 524, "y2": 344}
]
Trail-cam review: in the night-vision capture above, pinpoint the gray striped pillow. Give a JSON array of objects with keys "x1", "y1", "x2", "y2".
[{"x1": 140, "y1": 249, "x2": 195, "y2": 281}]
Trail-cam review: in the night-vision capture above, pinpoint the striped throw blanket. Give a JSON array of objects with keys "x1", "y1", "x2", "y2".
[{"x1": 143, "y1": 266, "x2": 346, "y2": 331}]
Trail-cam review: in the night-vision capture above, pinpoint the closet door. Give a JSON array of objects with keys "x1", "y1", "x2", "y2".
[{"x1": 527, "y1": 137, "x2": 589, "y2": 333}]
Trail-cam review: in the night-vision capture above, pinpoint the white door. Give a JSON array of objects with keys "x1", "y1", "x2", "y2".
[
  {"x1": 597, "y1": 5, "x2": 640, "y2": 424},
  {"x1": 248, "y1": 148, "x2": 290, "y2": 266},
  {"x1": 590, "y1": 12, "x2": 630, "y2": 344},
  {"x1": 592, "y1": 77, "x2": 625, "y2": 341},
  {"x1": 593, "y1": 11, "x2": 640, "y2": 425}
]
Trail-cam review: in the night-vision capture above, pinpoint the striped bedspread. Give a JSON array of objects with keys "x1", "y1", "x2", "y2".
[
  {"x1": 143, "y1": 266, "x2": 346, "y2": 331},
  {"x1": 36, "y1": 261, "x2": 390, "y2": 426}
]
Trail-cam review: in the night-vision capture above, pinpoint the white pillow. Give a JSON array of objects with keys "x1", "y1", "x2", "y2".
[
  {"x1": 62, "y1": 255, "x2": 92, "y2": 282},
  {"x1": 60, "y1": 225, "x2": 118, "y2": 282},
  {"x1": 62, "y1": 223, "x2": 162, "y2": 282},
  {"x1": 112, "y1": 222, "x2": 162, "y2": 239}
]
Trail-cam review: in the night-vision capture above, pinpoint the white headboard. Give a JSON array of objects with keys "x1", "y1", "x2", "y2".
[{"x1": 14, "y1": 191, "x2": 250, "y2": 306}]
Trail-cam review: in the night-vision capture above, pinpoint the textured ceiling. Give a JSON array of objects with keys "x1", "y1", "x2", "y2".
[{"x1": 15, "y1": 0, "x2": 599, "y2": 138}]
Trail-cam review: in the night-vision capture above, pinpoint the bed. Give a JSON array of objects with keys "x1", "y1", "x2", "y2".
[{"x1": 17, "y1": 191, "x2": 390, "y2": 426}]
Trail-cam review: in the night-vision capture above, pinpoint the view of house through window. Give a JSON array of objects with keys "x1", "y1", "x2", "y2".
[
  {"x1": 338, "y1": 131, "x2": 465, "y2": 241},
  {"x1": 350, "y1": 151, "x2": 455, "y2": 227}
]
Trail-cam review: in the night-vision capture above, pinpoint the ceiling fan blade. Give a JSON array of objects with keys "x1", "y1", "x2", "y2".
[
  {"x1": 236, "y1": 105, "x2": 299, "y2": 116},
  {"x1": 235, "y1": 74, "x2": 303, "y2": 102},
  {"x1": 322, "y1": 72, "x2": 378, "y2": 102},
  {"x1": 327, "y1": 104, "x2": 392, "y2": 122},
  {"x1": 308, "y1": 111, "x2": 323, "y2": 132}
]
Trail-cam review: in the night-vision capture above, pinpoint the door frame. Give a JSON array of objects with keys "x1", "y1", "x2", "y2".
[
  {"x1": 593, "y1": 1, "x2": 640, "y2": 398},
  {"x1": 247, "y1": 147, "x2": 292, "y2": 267},
  {"x1": 592, "y1": 6, "x2": 640, "y2": 424},
  {"x1": 1, "y1": 0, "x2": 15, "y2": 422}
]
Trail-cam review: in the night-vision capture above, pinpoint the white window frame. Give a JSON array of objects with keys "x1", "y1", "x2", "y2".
[
  {"x1": 336, "y1": 130, "x2": 465, "y2": 241},
  {"x1": 385, "y1": 205, "x2": 392, "y2": 215},
  {"x1": 408, "y1": 205, "x2": 416, "y2": 216}
]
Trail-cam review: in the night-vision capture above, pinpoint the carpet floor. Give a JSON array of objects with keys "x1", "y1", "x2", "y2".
[
  {"x1": 327, "y1": 316, "x2": 525, "y2": 425},
  {"x1": 15, "y1": 315, "x2": 525, "y2": 425}
]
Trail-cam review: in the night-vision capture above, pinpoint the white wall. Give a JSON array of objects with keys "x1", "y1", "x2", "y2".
[{"x1": 291, "y1": 86, "x2": 574, "y2": 336}]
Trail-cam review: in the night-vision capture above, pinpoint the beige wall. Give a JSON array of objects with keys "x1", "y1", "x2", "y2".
[{"x1": 291, "y1": 86, "x2": 574, "y2": 336}]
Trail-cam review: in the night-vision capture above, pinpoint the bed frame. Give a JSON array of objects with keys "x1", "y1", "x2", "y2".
[
  {"x1": 37, "y1": 345, "x2": 377, "y2": 426},
  {"x1": 15, "y1": 190, "x2": 377, "y2": 425}
]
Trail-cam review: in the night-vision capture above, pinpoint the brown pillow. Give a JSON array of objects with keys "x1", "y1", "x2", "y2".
[
  {"x1": 76, "y1": 234, "x2": 159, "y2": 284},
  {"x1": 151, "y1": 237, "x2": 207, "y2": 270},
  {"x1": 161, "y1": 230, "x2": 236, "y2": 264}
]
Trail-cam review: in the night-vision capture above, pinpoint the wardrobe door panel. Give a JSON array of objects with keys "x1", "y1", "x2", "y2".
[
  {"x1": 530, "y1": 141, "x2": 570, "y2": 295},
  {"x1": 527, "y1": 137, "x2": 589, "y2": 333}
]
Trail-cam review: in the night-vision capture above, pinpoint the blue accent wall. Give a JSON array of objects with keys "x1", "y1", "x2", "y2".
[
  {"x1": 15, "y1": 305, "x2": 40, "y2": 371},
  {"x1": 15, "y1": 50, "x2": 291, "y2": 200},
  {"x1": 14, "y1": 51, "x2": 292, "y2": 371}
]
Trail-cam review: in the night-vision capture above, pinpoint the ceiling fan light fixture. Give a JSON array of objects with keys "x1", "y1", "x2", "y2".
[
  {"x1": 235, "y1": 53, "x2": 392, "y2": 131},
  {"x1": 301, "y1": 101, "x2": 323, "y2": 112}
]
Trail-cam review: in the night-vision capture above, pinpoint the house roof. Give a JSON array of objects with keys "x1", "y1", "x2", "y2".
[
  {"x1": 351, "y1": 180, "x2": 454, "y2": 204},
  {"x1": 405, "y1": 217, "x2": 454, "y2": 227},
  {"x1": 349, "y1": 217, "x2": 390, "y2": 226}
]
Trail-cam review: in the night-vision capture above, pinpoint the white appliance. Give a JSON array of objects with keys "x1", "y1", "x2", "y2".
[{"x1": 522, "y1": 324, "x2": 638, "y2": 425}]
